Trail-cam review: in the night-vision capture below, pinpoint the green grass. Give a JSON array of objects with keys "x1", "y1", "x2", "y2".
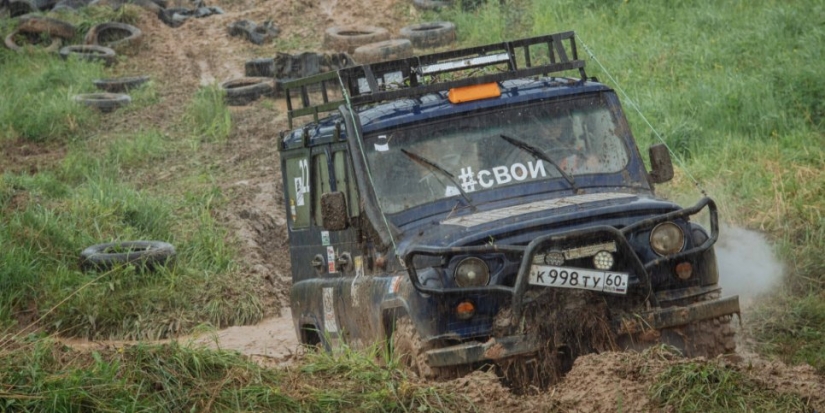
[
  {"x1": 434, "y1": 0, "x2": 825, "y2": 373},
  {"x1": 0, "y1": 338, "x2": 472, "y2": 412},
  {"x1": 185, "y1": 85, "x2": 232, "y2": 144},
  {"x1": 0, "y1": 130, "x2": 262, "y2": 338},
  {"x1": 650, "y1": 360, "x2": 811, "y2": 412}
]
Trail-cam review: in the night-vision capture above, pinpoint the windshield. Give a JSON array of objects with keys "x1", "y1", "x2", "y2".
[{"x1": 364, "y1": 95, "x2": 631, "y2": 214}]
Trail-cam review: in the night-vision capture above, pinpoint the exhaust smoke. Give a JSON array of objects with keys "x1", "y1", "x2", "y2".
[{"x1": 715, "y1": 226, "x2": 784, "y2": 302}]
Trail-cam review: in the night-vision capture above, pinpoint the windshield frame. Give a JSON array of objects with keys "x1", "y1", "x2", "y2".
[{"x1": 346, "y1": 91, "x2": 652, "y2": 230}]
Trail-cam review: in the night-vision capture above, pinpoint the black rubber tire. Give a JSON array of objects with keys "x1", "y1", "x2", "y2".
[
  {"x1": 17, "y1": 15, "x2": 76, "y2": 39},
  {"x1": 244, "y1": 57, "x2": 275, "y2": 77},
  {"x1": 59, "y1": 45, "x2": 117, "y2": 66},
  {"x1": 80, "y1": 241, "x2": 176, "y2": 272},
  {"x1": 353, "y1": 39, "x2": 413, "y2": 64},
  {"x1": 323, "y1": 25, "x2": 390, "y2": 55},
  {"x1": 84, "y1": 22, "x2": 143, "y2": 53},
  {"x1": 220, "y1": 77, "x2": 274, "y2": 106},
  {"x1": 8, "y1": 0, "x2": 35, "y2": 17},
  {"x1": 157, "y1": 7, "x2": 189, "y2": 28},
  {"x1": 73, "y1": 93, "x2": 131, "y2": 113},
  {"x1": 5, "y1": 28, "x2": 62, "y2": 52},
  {"x1": 412, "y1": 0, "x2": 452, "y2": 11},
  {"x1": 399, "y1": 21, "x2": 457, "y2": 49},
  {"x1": 92, "y1": 75, "x2": 149, "y2": 93}
]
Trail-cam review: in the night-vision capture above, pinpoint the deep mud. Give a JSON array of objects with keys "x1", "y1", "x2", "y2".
[{"x1": 7, "y1": 0, "x2": 825, "y2": 410}]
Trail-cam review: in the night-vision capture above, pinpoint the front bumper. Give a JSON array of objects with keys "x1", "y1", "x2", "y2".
[{"x1": 425, "y1": 294, "x2": 740, "y2": 368}]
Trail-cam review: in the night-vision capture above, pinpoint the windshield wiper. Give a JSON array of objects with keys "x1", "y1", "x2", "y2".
[
  {"x1": 499, "y1": 134, "x2": 578, "y2": 191},
  {"x1": 400, "y1": 148, "x2": 476, "y2": 211}
]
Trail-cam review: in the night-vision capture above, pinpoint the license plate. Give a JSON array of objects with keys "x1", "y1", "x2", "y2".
[{"x1": 529, "y1": 265, "x2": 629, "y2": 294}]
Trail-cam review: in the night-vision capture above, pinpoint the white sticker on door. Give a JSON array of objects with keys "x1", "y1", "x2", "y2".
[{"x1": 322, "y1": 287, "x2": 338, "y2": 333}]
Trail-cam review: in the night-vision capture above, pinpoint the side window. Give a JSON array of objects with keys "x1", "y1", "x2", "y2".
[
  {"x1": 333, "y1": 151, "x2": 360, "y2": 218},
  {"x1": 285, "y1": 156, "x2": 310, "y2": 229},
  {"x1": 312, "y1": 153, "x2": 331, "y2": 226}
]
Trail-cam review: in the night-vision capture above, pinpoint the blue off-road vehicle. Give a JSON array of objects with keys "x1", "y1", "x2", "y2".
[{"x1": 279, "y1": 32, "x2": 740, "y2": 387}]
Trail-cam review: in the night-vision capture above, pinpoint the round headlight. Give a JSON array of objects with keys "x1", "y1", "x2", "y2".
[
  {"x1": 650, "y1": 222, "x2": 685, "y2": 256},
  {"x1": 454, "y1": 257, "x2": 490, "y2": 287}
]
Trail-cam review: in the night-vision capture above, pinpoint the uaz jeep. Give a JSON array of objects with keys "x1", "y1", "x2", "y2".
[{"x1": 279, "y1": 32, "x2": 740, "y2": 386}]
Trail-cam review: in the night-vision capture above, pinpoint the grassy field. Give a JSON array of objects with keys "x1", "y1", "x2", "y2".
[
  {"x1": 0, "y1": 10, "x2": 262, "y2": 340},
  {"x1": 0, "y1": 0, "x2": 823, "y2": 409}
]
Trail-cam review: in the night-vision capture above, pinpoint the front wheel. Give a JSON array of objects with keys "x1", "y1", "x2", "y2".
[{"x1": 391, "y1": 317, "x2": 435, "y2": 379}]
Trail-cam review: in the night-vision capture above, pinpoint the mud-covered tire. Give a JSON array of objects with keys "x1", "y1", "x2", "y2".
[
  {"x1": 17, "y1": 15, "x2": 76, "y2": 39},
  {"x1": 4, "y1": 29, "x2": 62, "y2": 52},
  {"x1": 391, "y1": 317, "x2": 436, "y2": 379},
  {"x1": 59, "y1": 45, "x2": 117, "y2": 66},
  {"x1": 244, "y1": 57, "x2": 275, "y2": 77},
  {"x1": 73, "y1": 93, "x2": 131, "y2": 112},
  {"x1": 92, "y1": 75, "x2": 149, "y2": 93},
  {"x1": 84, "y1": 22, "x2": 143, "y2": 53},
  {"x1": 323, "y1": 25, "x2": 390, "y2": 55},
  {"x1": 352, "y1": 39, "x2": 413, "y2": 64},
  {"x1": 220, "y1": 77, "x2": 274, "y2": 106},
  {"x1": 80, "y1": 240, "x2": 175, "y2": 272},
  {"x1": 399, "y1": 21, "x2": 457, "y2": 49},
  {"x1": 666, "y1": 315, "x2": 737, "y2": 358}
]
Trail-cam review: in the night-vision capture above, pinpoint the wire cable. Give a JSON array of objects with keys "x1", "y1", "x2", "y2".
[{"x1": 575, "y1": 34, "x2": 709, "y2": 197}]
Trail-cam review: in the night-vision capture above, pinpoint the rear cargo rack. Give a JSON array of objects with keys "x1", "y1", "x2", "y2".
[{"x1": 283, "y1": 31, "x2": 587, "y2": 128}]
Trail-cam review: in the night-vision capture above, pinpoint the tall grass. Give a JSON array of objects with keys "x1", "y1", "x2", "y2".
[
  {"x1": 0, "y1": 338, "x2": 472, "y2": 412},
  {"x1": 0, "y1": 49, "x2": 103, "y2": 143},
  {"x1": 185, "y1": 85, "x2": 232, "y2": 144},
  {"x1": 0, "y1": 126, "x2": 262, "y2": 339},
  {"x1": 435, "y1": 0, "x2": 825, "y2": 372}
]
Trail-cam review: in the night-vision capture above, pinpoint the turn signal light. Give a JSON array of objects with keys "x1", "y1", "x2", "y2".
[
  {"x1": 675, "y1": 262, "x2": 693, "y2": 280},
  {"x1": 448, "y1": 82, "x2": 501, "y2": 104},
  {"x1": 456, "y1": 301, "x2": 476, "y2": 319}
]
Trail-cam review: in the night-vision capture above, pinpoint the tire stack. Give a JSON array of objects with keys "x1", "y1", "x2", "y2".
[{"x1": 322, "y1": 21, "x2": 457, "y2": 66}]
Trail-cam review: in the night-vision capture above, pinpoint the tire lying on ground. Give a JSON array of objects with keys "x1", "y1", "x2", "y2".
[
  {"x1": 399, "y1": 21, "x2": 456, "y2": 49},
  {"x1": 84, "y1": 22, "x2": 143, "y2": 54},
  {"x1": 93, "y1": 75, "x2": 150, "y2": 93},
  {"x1": 4, "y1": 29, "x2": 62, "y2": 52},
  {"x1": 220, "y1": 77, "x2": 275, "y2": 106},
  {"x1": 59, "y1": 45, "x2": 117, "y2": 66},
  {"x1": 353, "y1": 39, "x2": 413, "y2": 64},
  {"x1": 244, "y1": 57, "x2": 275, "y2": 77},
  {"x1": 80, "y1": 241, "x2": 176, "y2": 272},
  {"x1": 73, "y1": 93, "x2": 131, "y2": 112},
  {"x1": 17, "y1": 15, "x2": 77, "y2": 39},
  {"x1": 412, "y1": 0, "x2": 451, "y2": 11},
  {"x1": 323, "y1": 25, "x2": 390, "y2": 55}
]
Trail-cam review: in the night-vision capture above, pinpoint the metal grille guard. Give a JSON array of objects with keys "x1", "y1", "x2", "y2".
[{"x1": 403, "y1": 197, "x2": 720, "y2": 321}]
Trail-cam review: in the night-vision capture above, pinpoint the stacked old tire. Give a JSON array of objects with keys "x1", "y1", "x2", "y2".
[
  {"x1": 4, "y1": 16, "x2": 76, "y2": 53},
  {"x1": 322, "y1": 21, "x2": 457, "y2": 65}
]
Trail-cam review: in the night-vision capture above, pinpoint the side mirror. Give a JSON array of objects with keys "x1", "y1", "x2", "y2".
[
  {"x1": 320, "y1": 191, "x2": 348, "y2": 231},
  {"x1": 648, "y1": 143, "x2": 674, "y2": 184}
]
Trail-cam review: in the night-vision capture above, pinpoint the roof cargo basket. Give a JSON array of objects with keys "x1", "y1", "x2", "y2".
[{"x1": 283, "y1": 31, "x2": 587, "y2": 128}]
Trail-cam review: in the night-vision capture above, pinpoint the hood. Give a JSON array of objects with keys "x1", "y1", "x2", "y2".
[{"x1": 394, "y1": 192, "x2": 681, "y2": 256}]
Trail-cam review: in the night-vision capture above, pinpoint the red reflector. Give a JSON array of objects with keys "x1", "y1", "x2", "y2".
[
  {"x1": 456, "y1": 301, "x2": 475, "y2": 319},
  {"x1": 448, "y1": 83, "x2": 501, "y2": 104},
  {"x1": 675, "y1": 262, "x2": 693, "y2": 280}
]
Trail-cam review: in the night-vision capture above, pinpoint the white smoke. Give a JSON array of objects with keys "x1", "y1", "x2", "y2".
[{"x1": 715, "y1": 226, "x2": 784, "y2": 303}]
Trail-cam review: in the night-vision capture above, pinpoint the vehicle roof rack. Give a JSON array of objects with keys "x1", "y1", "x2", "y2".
[{"x1": 283, "y1": 31, "x2": 587, "y2": 129}]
